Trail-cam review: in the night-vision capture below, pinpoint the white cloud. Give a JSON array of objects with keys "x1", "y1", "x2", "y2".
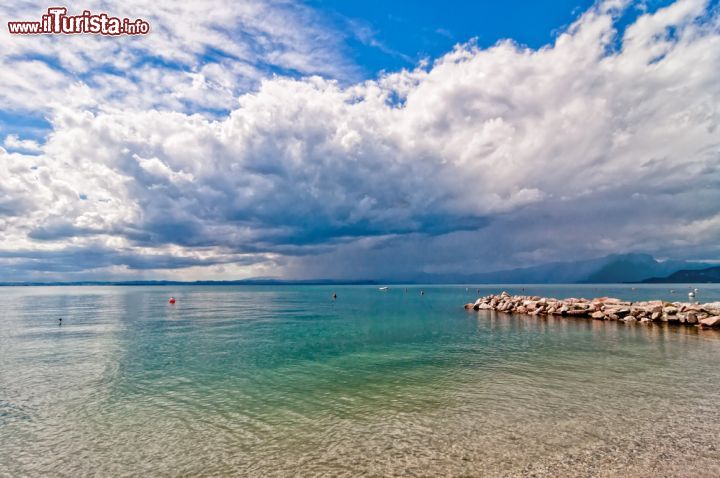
[
  {"x1": 1, "y1": 0, "x2": 719, "y2": 280},
  {"x1": 0, "y1": 0, "x2": 356, "y2": 115},
  {"x1": 3, "y1": 134, "x2": 41, "y2": 153}
]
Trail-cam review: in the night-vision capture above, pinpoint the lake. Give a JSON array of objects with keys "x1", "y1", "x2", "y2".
[{"x1": 1, "y1": 284, "x2": 719, "y2": 476}]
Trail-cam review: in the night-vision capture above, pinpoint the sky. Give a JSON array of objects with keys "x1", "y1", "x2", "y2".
[{"x1": 1, "y1": 0, "x2": 719, "y2": 282}]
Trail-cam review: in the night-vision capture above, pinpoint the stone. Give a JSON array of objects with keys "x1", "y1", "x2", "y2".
[
  {"x1": 703, "y1": 302, "x2": 720, "y2": 312},
  {"x1": 566, "y1": 309, "x2": 589, "y2": 317},
  {"x1": 461, "y1": 295, "x2": 720, "y2": 330},
  {"x1": 699, "y1": 316, "x2": 720, "y2": 328}
]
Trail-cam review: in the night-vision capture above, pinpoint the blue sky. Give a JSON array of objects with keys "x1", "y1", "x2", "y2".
[
  {"x1": 1, "y1": 0, "x2": 719, "y2": 281},
  {"x1": 307, "y1": 0, "x2": 684, "y2": 76},
  {"x1": 311, "y1": 0, "x2": 598, "y2": 73}
]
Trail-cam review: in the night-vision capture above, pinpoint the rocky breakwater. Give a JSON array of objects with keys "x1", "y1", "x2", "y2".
[{"x1": 465, "y1": 292, "x2": 720, "y2": 328}]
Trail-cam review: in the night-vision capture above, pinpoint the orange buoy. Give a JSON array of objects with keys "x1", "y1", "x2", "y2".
[{"x1": 169, "y1": 297, "x2": 176, "y2": 304}]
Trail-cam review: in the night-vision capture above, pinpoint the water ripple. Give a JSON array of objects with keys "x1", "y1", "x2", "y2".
[{"x1": 1, "y1": 285, "x2": 720, "y2": 476}]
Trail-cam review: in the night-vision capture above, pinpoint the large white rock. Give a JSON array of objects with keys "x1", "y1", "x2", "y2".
[{"x1": 699, "y1": 316, "x2": 720, "y2": 328}]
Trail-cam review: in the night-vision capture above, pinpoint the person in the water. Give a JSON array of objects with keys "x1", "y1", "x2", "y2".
[{"x1": 332, "y1": 292, "x2": 337, "y2": 300}]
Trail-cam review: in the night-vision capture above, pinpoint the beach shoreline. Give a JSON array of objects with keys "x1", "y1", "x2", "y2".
[{"x1": 466, "y1": 291, "x2": 720, "y2": 328}]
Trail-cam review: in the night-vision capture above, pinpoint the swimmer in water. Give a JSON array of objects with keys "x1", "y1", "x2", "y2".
[{"x1": 332, "y1": 292, "x2": 337, "y2": 300}]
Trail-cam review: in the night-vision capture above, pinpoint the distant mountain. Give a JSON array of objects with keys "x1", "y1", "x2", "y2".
[
  {"x1": 583, "y1": 254, "x2": 695, "y2": 283},
  {"x1": 3, "y1": 255, "x2": 717, "y2": 286},
  {"x1": 641, "y1": 266, "x2": 720, "y2": 283},
  {"x1": 421, "y1": 253, "x2": 716, "y2": 284}
]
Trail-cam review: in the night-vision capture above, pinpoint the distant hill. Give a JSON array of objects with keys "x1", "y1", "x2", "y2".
[
  {"x1": 3, "y1": 255, "x2": 717, "y2": 286},
  {"x1": 641, "y1": 266, "x2": 720, "y2": 283},
  {"x1": 583, "y1": 254, "x2": 692, "y2": 283},
  {"x1": 419, "y1": 253, "x2": 716, "y2": 284}
]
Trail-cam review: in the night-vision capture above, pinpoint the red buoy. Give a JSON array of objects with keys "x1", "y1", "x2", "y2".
[{"x1": 169, "y1": 297, "x2": 176, "y2": 304}]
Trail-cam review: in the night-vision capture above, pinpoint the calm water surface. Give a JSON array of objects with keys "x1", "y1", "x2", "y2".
[{"x1": 1, "y1": 284, "x2": 720, "y2": 477}]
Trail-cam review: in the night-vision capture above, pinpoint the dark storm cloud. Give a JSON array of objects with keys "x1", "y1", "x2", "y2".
[{"x1": 0, "y1": 246, "x2": 260, "y2": 273}]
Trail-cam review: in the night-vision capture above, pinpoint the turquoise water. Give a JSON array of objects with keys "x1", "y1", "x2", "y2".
[{"x1": 2, "y1": 284, "x2": 720, "y2": 477}]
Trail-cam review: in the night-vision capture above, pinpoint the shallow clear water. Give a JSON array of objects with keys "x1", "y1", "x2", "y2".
[{"x1": 1, "y1": 284, "x2": 720, "y2": 477}]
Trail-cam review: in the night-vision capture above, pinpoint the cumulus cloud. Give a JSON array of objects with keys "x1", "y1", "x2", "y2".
[
  {"x1": 0, "y1": 0, "x2": 356, "y2": 115},
  {"x1": 1, "y1": 0, "x2": 719, "y2": 280},
  {"x1": 4, "y1": 134, "x2": 41, "y2": 153}
]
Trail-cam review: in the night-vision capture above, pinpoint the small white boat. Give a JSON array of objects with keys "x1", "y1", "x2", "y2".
[{"x1": 378, "y1": 287, "x2": 389, "y2": 291}]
